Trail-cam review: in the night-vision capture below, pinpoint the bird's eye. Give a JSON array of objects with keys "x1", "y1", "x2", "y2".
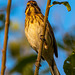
[
  {"x1": 27, "y1": 4, "x2": 29, "y2": 7},
  {"x1": 34, "y1": 3, "x2": 37, "y2": 6}
]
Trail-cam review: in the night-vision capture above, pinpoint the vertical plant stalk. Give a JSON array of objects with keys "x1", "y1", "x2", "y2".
[
  {"x1": 34, "y1": 0, "x2": 51, "y2": 75},
  {"x1": 1, "y1": 0, "x2": 12, "y2": 75}
]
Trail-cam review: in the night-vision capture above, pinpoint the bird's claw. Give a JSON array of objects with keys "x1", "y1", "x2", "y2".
[
  {"x1": 40, "y1": 35, "x2": 45, "y2": 41},
  {"x1": 35, "y1": 60, "x2": 41, "y2": 68}
]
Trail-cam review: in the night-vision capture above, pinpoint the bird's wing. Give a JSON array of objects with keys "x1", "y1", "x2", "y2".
[
  {"x1": 38, "y1": 14, "x2": 58, "y2": 57},
  {"x1": 47, "y1": 21, "x2": 58, "y2": 57}
]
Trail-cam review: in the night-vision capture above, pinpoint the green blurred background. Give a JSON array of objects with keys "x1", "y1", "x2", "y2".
[{"x1": 0, "y1": 0, "x2": 75, "y2": 75}]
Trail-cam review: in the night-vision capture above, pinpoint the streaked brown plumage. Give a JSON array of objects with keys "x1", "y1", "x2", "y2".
[{"x1": 25, "y1": 1, "x2": 60, "y2": 75}]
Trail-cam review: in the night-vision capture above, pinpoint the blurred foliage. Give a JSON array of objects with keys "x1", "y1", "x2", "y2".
[
  {"x1": 0, "y1": 14, "x2": 5, "y2": 31},
  {"x1": 9, "y1": 41, "x2": 20, "y2": 58},
  {"x1": 57, "y1": 30, "x2": 75, "y2": 75},
  {"x1": 63, "y1": 33, "x2": 75, "y2": 50},
  {"x1": 58, "y1": 33, "x2": 75, "y2": 51},
  {"x1": 8, "y1": 37, "x2": 30, "y2": 58},
  {"x1": 63, "y1": 51, "x2": 75, "y2": 75},
  {"x1": 22, "y1": 63, "x2": 34, "y2": 75},
  {"x1": 10, "y1": 21, "x2": 20, "y2": 31},
  {"x1": 52, "y1": 1, "x2": 71, "y2": 12},
  {"x1": 10, "y1": 54, "x2": 37, "y2": 75}
]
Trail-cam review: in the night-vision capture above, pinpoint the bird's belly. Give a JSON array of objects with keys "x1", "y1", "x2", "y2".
[{"x1": 25, "y1": 23, "x2": 40, "y2": 49}]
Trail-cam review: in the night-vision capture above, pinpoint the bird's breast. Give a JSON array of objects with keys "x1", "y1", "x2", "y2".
[{"x1": 25, "y1": 21, "x2": 41, "y2": 49}]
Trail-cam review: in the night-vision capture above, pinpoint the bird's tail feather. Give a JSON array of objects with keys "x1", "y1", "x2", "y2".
[{"x1": 48, "y1": 58, "x2": 60, "y2": 75}]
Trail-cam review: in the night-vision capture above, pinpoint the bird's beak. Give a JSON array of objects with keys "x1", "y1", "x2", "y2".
[{"x1": 30, "y1": 3, "x2": 33, "y2": 6}]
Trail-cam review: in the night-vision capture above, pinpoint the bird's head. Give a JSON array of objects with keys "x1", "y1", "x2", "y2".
[{"x1": 25, "y1": 1, "x2": 41, "y2": 15}]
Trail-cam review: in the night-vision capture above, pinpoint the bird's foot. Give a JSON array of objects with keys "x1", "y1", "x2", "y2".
[
  {"x1": 35, "y1": 60, "x2": 41, "y2": 68},
  {"x1": 40, "y1": 35, "x2": 48, "y2": 50},
  {"x1": 40, "y1": 35, "x2": 45, "y2": 41}
]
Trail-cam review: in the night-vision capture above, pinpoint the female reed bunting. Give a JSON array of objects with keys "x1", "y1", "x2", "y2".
[{"x1": 25, "y1": 1, "x2": 60, "y2": 75}]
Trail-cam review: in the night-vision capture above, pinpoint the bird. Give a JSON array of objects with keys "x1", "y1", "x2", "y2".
[{"x1": 25, "y1": 1, "x2": 60, "y2": 75}]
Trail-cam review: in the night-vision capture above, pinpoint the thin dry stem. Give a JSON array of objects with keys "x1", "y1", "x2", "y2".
[
  {"x1": 34, "y1": 0, "x2": 51, "y2": 75},
  {"x1": 1, "y1": 0, "x2": 11, "y2": 75}
]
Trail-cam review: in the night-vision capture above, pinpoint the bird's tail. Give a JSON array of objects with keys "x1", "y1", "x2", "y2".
[{"x1": 48, "y1": 58, "x2": 60, "y2": 75}]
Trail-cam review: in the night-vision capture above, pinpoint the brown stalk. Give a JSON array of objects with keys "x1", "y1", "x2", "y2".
[
  {"x1": 34, "y1": 0, "x2": 51, "y2": 75},
  {"x1": 1, "y1": 0, "x2": 12, "y2": 75}
]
